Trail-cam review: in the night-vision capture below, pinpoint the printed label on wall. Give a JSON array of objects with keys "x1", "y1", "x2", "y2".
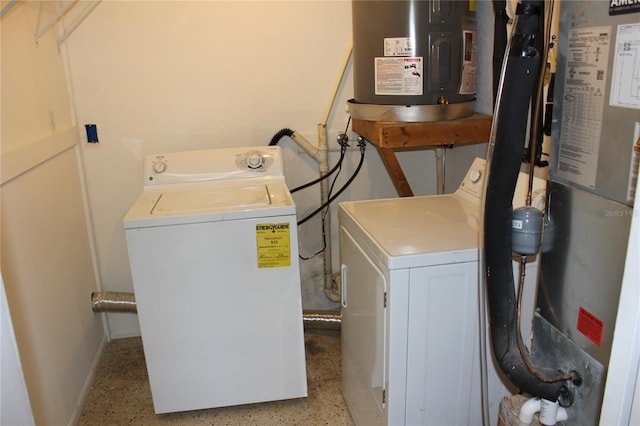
[
  {"x1": 256, "y1": 223, "x2": 291, "y2": 268},
  {"x1": 556, "y1": 26, "x2": 611, "y2": 189},
  {"x1": 374, "y1": 57, "x2": 423, "y2": 95},
  {"x1": 459, "y1": 30, "x2": 477, "y2": 95}
]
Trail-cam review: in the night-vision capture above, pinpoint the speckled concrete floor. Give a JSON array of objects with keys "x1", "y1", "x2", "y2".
[{"x1": 78, "y1": 330, "x2": 353, "y2": 425}]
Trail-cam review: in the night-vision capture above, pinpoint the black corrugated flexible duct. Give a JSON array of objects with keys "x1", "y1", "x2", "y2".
[
  {"x1": 269, "y1": 128, "x2": 294, "y2": 146},
  {"x1": 492, "y1": 0, "x2": 508, "y2": 106},
  {"x1": 483, "y1": 0, "x2": 573, "y2": 406}
]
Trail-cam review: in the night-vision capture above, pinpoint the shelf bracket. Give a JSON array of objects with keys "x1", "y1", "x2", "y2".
[
  {"x1": 35, "y1": 0, "x2": 79, "y2": 42},
  {"x1": 58, "y1": 0, "x2": 101, "y2": 46},
  {"x1": 0, "y1": 0, "x2": 19, "y2": 19},
  {"x1": 32, "y1": 0, "x2": 101, "y2": 46}
]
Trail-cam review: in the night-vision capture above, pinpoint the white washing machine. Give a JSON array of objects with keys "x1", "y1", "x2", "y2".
[
  {"x1": 123, "y1": 146, "x2": 307, "y2": 414},
  {"x1": 338, "y1": 158, "x2": 545, "y2": 426}
]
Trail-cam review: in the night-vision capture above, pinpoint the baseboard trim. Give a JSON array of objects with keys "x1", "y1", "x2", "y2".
[{"x1": 68, "y1": 334, "x2": 108, "y2": 426}]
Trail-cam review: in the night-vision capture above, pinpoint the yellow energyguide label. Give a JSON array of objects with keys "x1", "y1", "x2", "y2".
[{"x1": 256, "y1": 223, "x2": 291, "y2": 268}]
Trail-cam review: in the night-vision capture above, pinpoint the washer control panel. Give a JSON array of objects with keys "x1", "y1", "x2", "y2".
[
  {"x1": 235, "y1": 150, "x2": 275, "y2": 171},
  {"x1": 144, "y1": 146, "x2": 284, "y2": 185}
]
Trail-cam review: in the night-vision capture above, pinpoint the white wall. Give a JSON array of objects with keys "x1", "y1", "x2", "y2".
[
  {"x1": 1, "y1": 1, "x2": 636, "y2": 424},
  {"x1": 600, "y1": 175, "x2": 640, "y2": 425},
  {"x1": 1, "y1": 272, "x2": 34, "y2": 426},
  {"x1": 64, "y1": 0, "x2": 491, "y2": 338},
  {"x1": 1, "y1": 2, "x2": 105, "y2": 425}
]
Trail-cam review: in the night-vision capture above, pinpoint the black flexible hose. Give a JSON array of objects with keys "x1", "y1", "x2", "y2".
[
  {"x1": 269, "y1": 128, "x2": 294, "y2": 146},
  {"x1": 297, "y1": 143, "x2": 365, "y2": 226},
  {"x1": 292, "y1": 116, "x2": 352, "y2": 193},
  {"x1": 483, "y1": 0, "x2": 574, "y2": 406},
  {"x1": 492, "y1": 0, "x2": 508, "y2": 106},
  {"x1": 291, "y1": 147, "x2": 347, "y2": 193},
  {"x1": 267, "y1": 126, "x2": 346, "y2": 193}
]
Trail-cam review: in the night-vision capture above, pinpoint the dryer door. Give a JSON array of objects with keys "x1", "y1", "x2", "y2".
[
  {"x1": 340, "y1": 227, "x2": 387, "y2": 425},
  {"x1": 405, "y1": 261, "x2": 481, "y2": 425}
]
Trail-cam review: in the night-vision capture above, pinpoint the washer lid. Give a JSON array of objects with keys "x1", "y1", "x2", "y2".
[
  {"x1": 124, "y1": 178, "x2": 295, "y2": 229},
  {"x1": 152, "y1": 184, "x2": 271, "y2": 215}
]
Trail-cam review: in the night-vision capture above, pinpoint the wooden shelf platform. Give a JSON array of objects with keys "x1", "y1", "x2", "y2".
[{"x1": 352, "y1": 114, "x2": 493, "y2": 197}]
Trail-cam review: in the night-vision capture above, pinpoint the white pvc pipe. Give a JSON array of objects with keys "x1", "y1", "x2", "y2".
[
  {"x1": 518, "y1": 397, "x2": 568, "y2": 426},
  {"x1": 519, "y1": 397, "x2": 542, "y2": 425},
  {"x1": 539, "y1": 398, "x2": 559, "y2": 425},
  {"x1": 284, "y1": 45, "x2": 352, "y2": 303},
  {"x1": 322, "y1": 45, "x2": 353, "y2": 127},
  {"x1": 316, "y1": 123, "x2": 336, "y2": 302},
  {"x1": 434, "y1": 147, "x2": 446, "y2": 194},
  {"x1": 320, "y1": 46, "x2": 353, "y2": 303},
  {"x1": 555, "y1": 405, "x2": 569, "y2": 423},
  {"x1": 290, "y1": 131, "x2": 323, "y2": 164},
  {"x1": 295, "y1": 45, "x2": 351, "y2": 303}
]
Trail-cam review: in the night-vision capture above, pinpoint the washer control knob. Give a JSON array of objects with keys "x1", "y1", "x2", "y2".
[
  {"x1": 153, "y1": 162, "x2": 166, "y2": 173},
  {"x1": 469, "y1": 169, "x2": 482, "y2": 183},
  {"x1": 246, "y1": 153, "x2": 264, "y2": 169}
]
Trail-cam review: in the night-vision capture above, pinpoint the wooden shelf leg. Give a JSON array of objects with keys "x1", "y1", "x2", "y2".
[{"x1": 376, "y1": 147, "x2": 414, "y2": 197}]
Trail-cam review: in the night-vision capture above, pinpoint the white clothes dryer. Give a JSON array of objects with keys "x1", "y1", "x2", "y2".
[
  {"x1": 123, "y1": 146, "x2": 307, "y2": 414},
  {"x1": 338, "y1": 158, "x2": 545, "y2": 426}
]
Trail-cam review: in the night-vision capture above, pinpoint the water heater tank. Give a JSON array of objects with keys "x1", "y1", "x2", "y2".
[{"x1": 349, "y1": 0, "x2": 477, "y2": 122}]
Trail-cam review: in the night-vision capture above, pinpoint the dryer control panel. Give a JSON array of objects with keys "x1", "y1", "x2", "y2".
[
  {"x1": 455, "y1": 157, "x2": 547, "y2": 208},
  {"x1": 456, "y1": 158, "x2": 487, "y2": 200},
  {"x1": 144, "y1": 146, "x2": 284, "y2": 186}
]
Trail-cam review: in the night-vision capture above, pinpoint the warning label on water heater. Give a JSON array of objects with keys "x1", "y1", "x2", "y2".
[
  {"x1": 459, "y1": 30, "x2": 477, "y2": 95},
  {"x1": 383, "y1": 37, "x2": 415, "y2": 57},
  {"x1": 256, "y1": 223, "x2": 291, "y2": 268},
  {"x1": 374, "y1": 57, "x2": 423, "y2": 96}
]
